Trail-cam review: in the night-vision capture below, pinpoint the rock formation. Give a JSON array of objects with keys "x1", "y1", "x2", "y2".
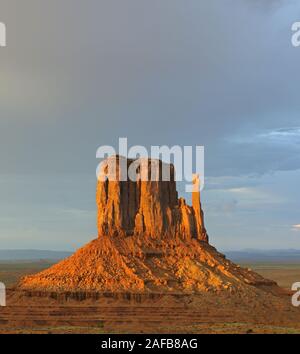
[
  {"x1": 19, "y1": 156, "x2": 277, "y2": 294},
  {"x1": 96, "y1": 156, "x2": 208, "y2": 242}
]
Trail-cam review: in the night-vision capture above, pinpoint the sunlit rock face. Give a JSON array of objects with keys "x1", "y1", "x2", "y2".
[{"x1": 96, "y1": 155, "x2": 208, "y2": 242}]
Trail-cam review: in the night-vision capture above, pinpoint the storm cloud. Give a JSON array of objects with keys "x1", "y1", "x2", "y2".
[{"x1": 0, "y1": 0, "x2": 299, "y2": 250}]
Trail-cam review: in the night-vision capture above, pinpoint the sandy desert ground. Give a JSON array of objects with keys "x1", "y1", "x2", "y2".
[{"x1": 0, "y1": 261, "x2": 299, "y2": 334}]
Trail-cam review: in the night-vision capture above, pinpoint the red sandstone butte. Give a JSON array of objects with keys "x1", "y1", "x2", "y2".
[
  {"x1": 19, "y1": 156, "x2": 277, "y2": 294},
  {"x1": 96, "y1": 156, "x2": 208, "y2": 242}
]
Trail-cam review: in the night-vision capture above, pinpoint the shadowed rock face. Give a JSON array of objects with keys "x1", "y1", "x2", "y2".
[{"x1": 96, "y1": 156, "x2": 208, "y2": 242}]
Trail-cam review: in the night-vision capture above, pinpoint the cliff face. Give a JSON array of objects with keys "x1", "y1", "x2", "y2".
[
  {"x1": 96, "y1": 156, "x2": 208, "y2": 242},
  {"x1": 19, "y1": 155, "x2": 277, "y2": 294}
]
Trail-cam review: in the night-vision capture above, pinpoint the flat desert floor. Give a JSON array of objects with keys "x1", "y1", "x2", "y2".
[
  {"x1": 239, "y1": 262, "x2": 300, "y2": 290},
  {"x1": 0, "y1": 261, "x2": 299, "y2": 334}
]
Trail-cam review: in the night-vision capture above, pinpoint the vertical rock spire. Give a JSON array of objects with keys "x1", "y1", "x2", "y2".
[{"x1": 192, "y1": 174, "x2": 208, "y2": 242}]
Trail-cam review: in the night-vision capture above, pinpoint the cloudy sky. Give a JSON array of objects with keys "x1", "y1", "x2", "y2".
[{"x1": 0, "y1": 0, "x2": 300, "y2": 251}]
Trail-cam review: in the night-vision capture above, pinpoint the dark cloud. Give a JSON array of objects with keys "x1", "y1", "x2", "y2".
[
  {"x1": 0, "y1": 0, "x2": 299, "y2": 177},
  {"x1": 208, "y1": 126, "x2": 300, "y2": 176},
  {"x1": 0, "y1": 1, "x2": 300, "y2": 249}
]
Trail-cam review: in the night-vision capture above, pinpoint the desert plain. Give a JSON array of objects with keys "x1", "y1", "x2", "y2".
[
  {"x1": 0, "y1": 260, "x2": 299, "y2": 334},
  {"x1": 1, "y1": 157, "x2": 299, "y2": 334}
]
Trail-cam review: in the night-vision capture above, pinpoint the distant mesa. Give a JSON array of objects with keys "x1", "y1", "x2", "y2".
[
  {"x1": 19, "y1": 156, "x2": 277, "y2": 294},
  {"x1": 0, "y1": 250, "x2": 72, "y2": 261}
]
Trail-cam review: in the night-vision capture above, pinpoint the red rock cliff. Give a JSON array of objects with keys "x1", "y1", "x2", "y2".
[{"x1": 96, "y1": 155, "x2": 208, "y2": 242}]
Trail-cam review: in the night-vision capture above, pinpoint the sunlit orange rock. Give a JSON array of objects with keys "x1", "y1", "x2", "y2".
[
  {"x1": 96, "y1": 156, "x2": 208, "y2": 242},
  {"x1": 19, "y1": 156, "x2": 276, "y2": 294}
]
